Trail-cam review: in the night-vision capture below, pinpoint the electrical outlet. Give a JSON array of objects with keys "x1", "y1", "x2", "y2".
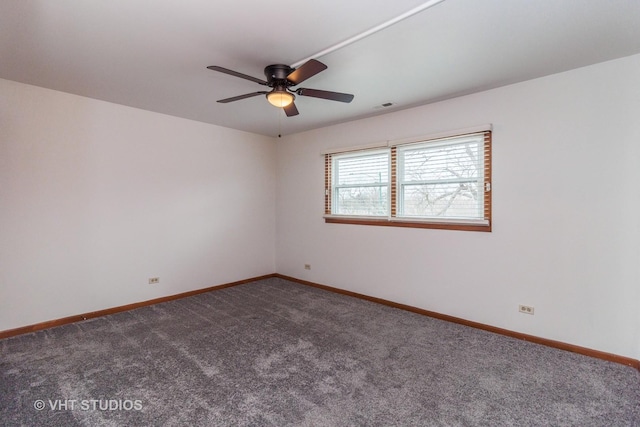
[
  {"x1": 304, "y1": 264, "x2": 311, "y2": 270},
  {"x1": 149, "y1": 277, "x2": 159, "y2": 284},
  {"x1": 519, "y1": 305, "x2": 534, "y2": 315}
]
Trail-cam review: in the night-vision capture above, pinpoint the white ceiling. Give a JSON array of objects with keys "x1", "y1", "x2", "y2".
[{"x1": 2, "y1": 0, "x2": 640, "y2": 137}]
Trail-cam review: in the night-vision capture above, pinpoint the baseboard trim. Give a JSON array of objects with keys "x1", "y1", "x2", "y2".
[
  {"x1": 3, "y1": 272, "x2": 638, "y2": 371},
  {"x1": 275, "y1": 274, "x2": 640, "y2": 371},
  {"x1": 0, "y1": 274, "x2": 277, "y2": 340}
]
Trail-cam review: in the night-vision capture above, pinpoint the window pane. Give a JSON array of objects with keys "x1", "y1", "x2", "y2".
[
  {"x1": 336, "y1": 186, "x2": 388, "y2": 216},
  {"x1": 399, "y1": 137, "x2": 483, "y2": 220},
  {"x1": 403, "y1": 142, "x2": 479, "y2": 183},
  {"x1": 336, "y1": 153, "x2": 388, "y2": 186},
  {"x1": 402, "y1": 182, "x2": 480, "y2": 218},
  {"x1": 333, "y1": 150, "x2": 389, "y2": 216}
]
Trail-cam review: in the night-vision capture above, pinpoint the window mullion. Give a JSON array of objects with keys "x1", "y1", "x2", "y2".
[
  {"x1": 325, "y1": 154, "x2": 332, "y2": 215},
  {"x1": 334, "y1": 183, "x2": 389, "y2": 189},
  {"x1": 401, "y1": 177, "x2": 477, "y2": 186},
  {"x1": 390, "y1": 146, "x2": 397, "y2": 218}
]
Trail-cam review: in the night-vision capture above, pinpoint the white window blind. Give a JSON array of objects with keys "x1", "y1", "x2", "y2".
[
  {"x1": 397, "y1": 134, "x2": 485, "y2": 220},
  {"x1": 332, "y1": 150, "x2": 389, "y2": 216}
]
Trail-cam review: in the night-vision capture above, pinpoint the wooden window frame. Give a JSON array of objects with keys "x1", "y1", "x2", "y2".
[{"x1": 324, "y1": 130, "x2": 492, "y2": 232}]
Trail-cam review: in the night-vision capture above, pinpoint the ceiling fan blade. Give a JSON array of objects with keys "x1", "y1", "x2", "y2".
[
  {"x1": 296, "y1": 88, "x2": 354, "y2": 103},
  {"x1": 284, "y1": 102, "x2": 299, "y2": 117},
  {"x1": 286, "y1": 59, "x2": 327, "y2": 85},
  {"x1": 217, "y1": 91, "x2": 268, "y2": 103},
  {"x1": 207, "y1": 66, "x2": 268, "y2": 85}
]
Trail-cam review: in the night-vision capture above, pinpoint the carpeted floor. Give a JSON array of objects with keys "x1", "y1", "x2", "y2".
[{"x1": 1, "y1": 277, "x2": 639, "y2": 426}]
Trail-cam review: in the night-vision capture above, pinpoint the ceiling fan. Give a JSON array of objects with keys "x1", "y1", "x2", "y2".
[{"x1": 207, "y1": 59, "x2": 354, "y2": 117}]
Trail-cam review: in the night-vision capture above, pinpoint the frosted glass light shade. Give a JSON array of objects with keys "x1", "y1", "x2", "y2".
[{"x1": 267, "y1": 91, "x2": 294, "y2": 107}]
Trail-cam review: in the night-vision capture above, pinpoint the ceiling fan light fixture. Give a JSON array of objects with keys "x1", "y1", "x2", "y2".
[
  {"x1": 209, "y1": 59, "x2": 353, "y2": 117},
  {"x1": 266, "y1": 90, "x2": 294, "y2": 108}
]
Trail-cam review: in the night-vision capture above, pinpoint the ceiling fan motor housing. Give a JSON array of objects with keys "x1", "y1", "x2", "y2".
[{"x1": 264, "y1": 64, "x2": 294, "y2": 86}]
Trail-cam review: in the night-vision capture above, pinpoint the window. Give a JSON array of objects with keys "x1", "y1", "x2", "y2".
[
  {"x1": 324, "y1": 129, "x2": 492, "y2": 231},
  {"x1": 332, "y1": 150, "x2": 389, "y2": 216}
]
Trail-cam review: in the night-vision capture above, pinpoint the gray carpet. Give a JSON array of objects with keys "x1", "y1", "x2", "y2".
[{"x1": 1, "y1": 277, "x2": 639, "y2": 426}]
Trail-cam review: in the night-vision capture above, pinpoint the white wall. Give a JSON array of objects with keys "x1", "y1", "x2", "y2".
[
  {"x1": 276, "y1": 54, "x2": 640, "y2": 360},
  {"x1": 0, "y1": 79, "x2": 276, "y2": 331}
]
